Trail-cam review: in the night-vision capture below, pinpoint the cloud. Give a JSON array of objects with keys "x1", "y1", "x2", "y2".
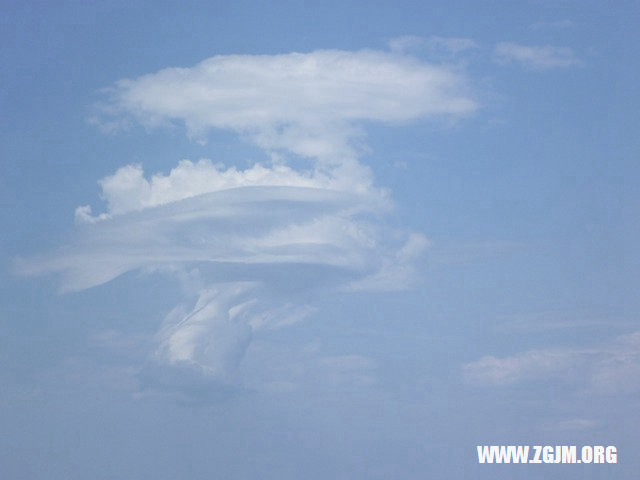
[
  {"x1": 389, "y1": 35, "x2": 479, "y2": 55},
  {"x1": 545, "y1": 418, "x2": 598, "y2": 431},
  {"x1": 75, "y1": 158, "x2": 378, "y2": 221},
  {"x1": 463, "y1": 331, "x2": 640, "y2": 394},
  {"x1": 346, "y1": 232, "x2": 429, "y2": 291},
  {"x1": 426, "y1": 36, "x2": 479, "y2": 54},
  {"x1": 20, "y1": 48, "x2": 474, "y2": 399},
  {"x1": 463, "y1": 349, "x2": 580, "y2": 386},
  {"x1": 95, "y1": 49, "x2": 476, "y2": 160},
  {"x1": 494, "y1": 43, "x2": 581, "y2": 70},
  {"x1": 17, "y1": 180, "x2": 400, "y2": 292},
  {"x1": 495, "y1": 310, "x2": 627, "y2": 333},
  {"x1": 529, "y1": 20, "x2": 576, "y2": 30},
  {"x1": 17, "y1": 162, "x2": 425, "y2": 399},
  {"x1": 388, "y1": 35, "x2": 426, "y2": 53}
]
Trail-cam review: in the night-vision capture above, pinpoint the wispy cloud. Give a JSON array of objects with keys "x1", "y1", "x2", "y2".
[
  {"x1": 495, "y1": 310, "x2": 630, "y2": 333},
  {"x1": 542, "y1": 418, "x2": 598, "y2": 431},
  {"x1": 464, "y1": 331, "x2": 640, "y2": 394},
  {"x1": 389, "y1": 35, "x2": 479, "y2": 56},
  {"x1": 463, "y1": 348, "x2": 580, "y2": 386},
  {"x1": 529, "y1": 20, "x2": 576, "y2": 30},
  {"x1": 494, "y1": 42, "x2": 581, "y2": 70}
]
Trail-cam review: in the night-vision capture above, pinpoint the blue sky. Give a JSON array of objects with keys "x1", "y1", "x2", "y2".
[{"x1": 2, "y1": 1, "x2": 639, "y2": 478}]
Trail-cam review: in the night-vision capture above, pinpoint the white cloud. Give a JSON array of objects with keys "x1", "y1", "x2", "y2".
[
  {"x1": 17, "y1": 160, "x2": 426, "y2": 389},
  {"x1": 545, "y1": 418, "x2": 598, "y2": 431},
  {"x1": 494, "y1": 43, "x2": 581, "y2": 70},
  {"x1": 463, "y1": 349, "x2": 580, "y2": 386},
  {"x1": 426, "y1": 36, "x2": 479, "y2": 54},
  {"x1": 75, "y1": 158, "x2": 379, "y2": 221},
  {"x1": 96, "y1": 49, "x2": 476, "y2": 160},
  {"x1": 495, "y1": 310, "x2": 626, "y2": 333},
  {"x1": 389, "y1": 35, "x2": 479, "y2": 55},
  {"x1": 154, "y1": 283, "x2": 254, "y2": 379},
  {"x1": 346, "y1": 232, "x2": 428, "y2": 291},
  {"x1": 464, "y1": 331, "x2": 640, "y2": 394},
  {"x1": 20, "y1": 182, "x2": 396, "y2": 292},
  {"x1": 20, "y1": 48, "x2": 471, "y2": 398},
  {"x1": 388, "y1": 35, "x2": 426, "y2": 53},
  {"x1": 588, "y1": 331, "x2": 640, "y2": 394}
]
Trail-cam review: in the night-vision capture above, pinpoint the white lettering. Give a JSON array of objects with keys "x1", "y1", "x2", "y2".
[
  {"x1": 593, "y1": 445, "x2": 605, "y2": 464},
  {"x1": 542, "y1": 446, "x2": 554, "y2": 463},
  {"x1": 606, "y1": 446, "x2": 617, "y2": 463},
  {"x1": 531, "y1": 445, "x2": 543, "y2": 464},
  {"x1": 561, "y1": 445, "x2": 577, "y2": 463},
  {"x1": 582, "y1": 445, "x2": 593, "y2": 463}
]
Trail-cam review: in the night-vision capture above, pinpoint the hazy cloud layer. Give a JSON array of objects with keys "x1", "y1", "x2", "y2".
[
  {"x1": 494, "y1": 42, "x2": 581, "y2": 70},
  {"x1": 464, "y1": 331, "x2": 640, "y2": 394},
  {"x1": 388, "y1": 35, "x2": 479, "y2": 55}
]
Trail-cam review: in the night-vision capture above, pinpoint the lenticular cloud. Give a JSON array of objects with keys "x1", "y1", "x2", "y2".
[
  {"x1": 20, "y1": 48, "x2": 475, "y2": 397},
  {"x1": 99, "y1": 49, "x2": 475, "y2": 160}
]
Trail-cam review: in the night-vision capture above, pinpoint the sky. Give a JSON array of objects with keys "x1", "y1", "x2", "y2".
[{"x1": 1, "y1": 1, "x2": 639, "y2": 478}]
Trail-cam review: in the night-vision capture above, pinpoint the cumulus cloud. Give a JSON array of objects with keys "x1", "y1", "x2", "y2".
[
  {"x1": 20, "y1": 48, "x2": 476, "y2": 398},
  {"x1": 74, "y1": 158, "x2": 379, "y2": 221},
  {"x1": 464, "y1": 331, "x2": 640, "y2": 394},
  {"x1": 494, "y1": 42, "x2": 581, "y2": 70}
]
